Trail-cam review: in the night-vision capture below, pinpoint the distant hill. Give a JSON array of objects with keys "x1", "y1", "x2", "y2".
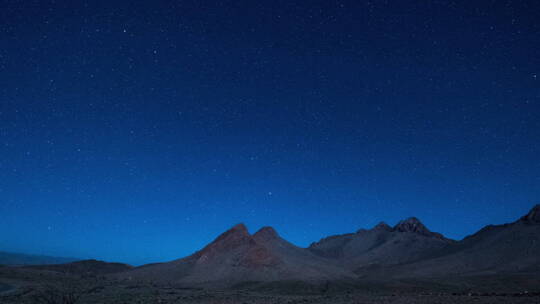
[
  {"x1": 27, "y1": 259, "x2": 133, "y2": 276},
  {"x1": 0, "y1": 251, "x2": 77, "y2": 266}
]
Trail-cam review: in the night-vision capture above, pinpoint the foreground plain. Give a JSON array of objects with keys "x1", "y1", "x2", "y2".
[{"x1": 1, "y1": 266, "x2": 539, "y2": 304}]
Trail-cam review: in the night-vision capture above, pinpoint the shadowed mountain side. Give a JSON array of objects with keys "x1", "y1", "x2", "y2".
[
  {"x1": 116, "y1": 224, "x2": 353, "y2": 287},
  {"x1": 308, "y1": 218, "x2": 454, "y2": 270},
  {"x1": 371, "y1": 205, "x2": 540, "y2": 279},
  {"x1": 111, "y1": 205, "x2": 540, "y2": 289}
]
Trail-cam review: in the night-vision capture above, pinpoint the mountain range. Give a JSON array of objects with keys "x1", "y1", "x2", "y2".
[
  {"x1": 2, "y1": 205, "x2": 538, "y2": 290},
  {"x1": 114, "y1": 204, "x2": 540, "y2": 288}
]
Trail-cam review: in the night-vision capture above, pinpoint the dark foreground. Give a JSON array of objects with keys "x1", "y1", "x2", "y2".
[
  {"x1": 1, "y1": 266, "x2": 539, "y2": 304},
  {"x1": 2, "y1": 286, "x2": 539, "y2": 304},
  {"x1": 0, "y1": 282, "x2": 13, "y2": 293}
]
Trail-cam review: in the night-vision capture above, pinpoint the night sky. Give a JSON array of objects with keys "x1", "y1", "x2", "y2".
[{"x1": 1, "y1": 1, "x2": 539, "y2": 265}]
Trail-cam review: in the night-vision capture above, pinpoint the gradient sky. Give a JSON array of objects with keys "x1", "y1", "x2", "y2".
[{"x1": 1, "y1": 0, "x2": 539, "y2": 265}]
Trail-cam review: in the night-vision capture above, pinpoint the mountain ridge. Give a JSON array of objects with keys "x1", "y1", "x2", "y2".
[
  {"x1": 115, "y1": 204, "x2": 539, "y2": 288},
  {"x1": 5, "y1": 205, "x2": 538, "y2": 290}
]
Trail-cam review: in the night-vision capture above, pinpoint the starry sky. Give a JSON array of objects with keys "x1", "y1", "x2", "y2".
[{"x1": 0, "y1": 0, "x2": 539, "y2": 265}]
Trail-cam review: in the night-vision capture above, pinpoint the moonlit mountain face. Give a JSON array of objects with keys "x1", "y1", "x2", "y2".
[{"x1": 117, "y1": 224, "x2": 352, "y2": 287}]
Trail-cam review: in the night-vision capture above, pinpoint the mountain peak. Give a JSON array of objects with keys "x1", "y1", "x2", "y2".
[
  {"x1": 372, "y1": 221, "x2": 392, "y2": 231},
  {"x1": 393, "y1": 217, "x2": 448, "y2": 240},
  {"x1": 207, "y1": 223, "x2": 250, "y2": 247},
  {"x1": 253, "y1": 226, "x2": 279, "y2": 242},
  {"x1": 394, "y1": 217, "x2": 435, "y2": 235},
  {"x1": 519, "y1": 204, "x2": 540, "y2": 224},
  {"x1": 394, "y1": 217, "x2": 424, "y2": 231},
  {"x1": 231, "y1": 223, "x2": 249, "y2": 232},
  {"x1": 193, "y1": 224, "x2": 252, "y2": 261}
]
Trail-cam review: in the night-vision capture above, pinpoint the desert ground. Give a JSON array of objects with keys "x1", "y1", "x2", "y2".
[{"x1": 1, "y1": 266, "x2": 539, "y2": 304}]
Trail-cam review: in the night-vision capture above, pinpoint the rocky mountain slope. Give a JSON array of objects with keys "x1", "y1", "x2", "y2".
[
  {"x1": 119, "y1": 224, "x2": 352, "y2": 287},
  {"x1": 116, "y1": 205, "x2": 540, "y2": 288},
  {"x1": 385, "y1": 204, "x2": 540, "y2": 278},
  {"x1": 309, "y1": 217, "x2": 454, "y2": 273}
]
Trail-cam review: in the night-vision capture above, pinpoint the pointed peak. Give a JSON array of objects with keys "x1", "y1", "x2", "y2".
[
  {"x1": 393, "y1": 217, "x2": 447, "y2": 240},
  {"x1": 195, "y1": 223, "x2": 252, "y2": 258},
  {"x1": 520, "y1": 204, "x2": 540, "y2": 224},
  {"x1": 255, "y1": 226, "x2": 277, "y2": 235},
  {"x1": 394, "y1": 217, "x2": 428, "y2": 233},
  {"x1": 400, "y1": 217, "x2": 422, "y2": 224},
  {"x1": 372, "y1": 221, "x2": 392, "y2": 231},
  {"x1": 212, "y1": 223, "x2": 250, "y2": 242},
  {"x1": 253, "y1": 226, "x2": 279, "y2": 241},
  {"x1": 230, "y1": 223, "x2": 249, "y2": 233}
]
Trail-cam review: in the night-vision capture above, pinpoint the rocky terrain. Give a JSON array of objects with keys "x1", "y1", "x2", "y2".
[
  {"x1": 308, "y1": 217, "x2": 454, "y2": 272},
  {"x1": 1, "y1": 204, "x2": 539, "y2": 303},
  {"x1": 116, "y1": 224, "x2": 352, "y2": 287}
]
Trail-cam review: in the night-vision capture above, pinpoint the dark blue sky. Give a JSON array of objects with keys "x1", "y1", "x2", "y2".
[{"x1": 1, "y1": 0, "x2": 539, "y2": 265}]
